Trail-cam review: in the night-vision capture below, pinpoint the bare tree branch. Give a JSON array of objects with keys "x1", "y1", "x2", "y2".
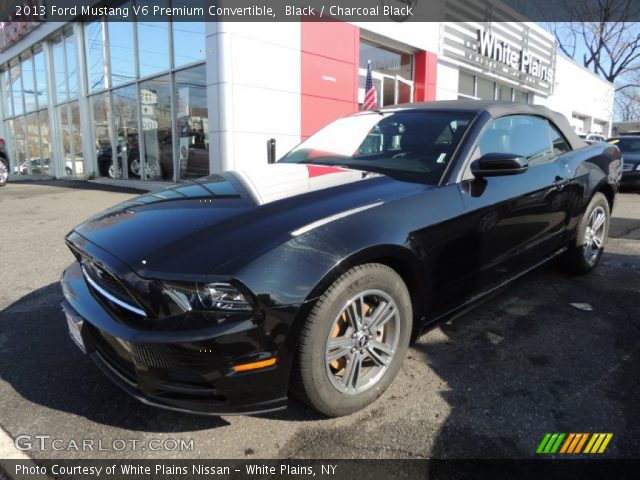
[{"x1": 549, "y1": 0, "x2": 640, "y2": 119}]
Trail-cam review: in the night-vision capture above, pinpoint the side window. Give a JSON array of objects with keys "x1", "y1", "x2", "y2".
[
  {"x1": 477, "y1": 115, "x2": 554, "y2": 166},
  {"x1": 547, "y1": 122, "x2": 572, "y2": 156}
]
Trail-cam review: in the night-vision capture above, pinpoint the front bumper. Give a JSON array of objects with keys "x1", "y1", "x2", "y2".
[{"x1": 61, "y1": 261, "x2": 290, "y2": 415}]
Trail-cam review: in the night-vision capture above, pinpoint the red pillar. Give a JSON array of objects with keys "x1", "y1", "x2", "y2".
[
  {"x1": 414, "y1": 51, "x2": 438, "y2": 102},
  {"x1": 300, "y1": 22, "x2": 360, "y2": 139}
]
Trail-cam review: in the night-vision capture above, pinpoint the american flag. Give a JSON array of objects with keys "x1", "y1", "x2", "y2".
[{"x1": 363, "y1": 61, "x2": 377, "y2": 110}]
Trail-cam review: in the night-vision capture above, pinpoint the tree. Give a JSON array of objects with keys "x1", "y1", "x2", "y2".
[
  {"x1": 548, "y1": 0, "x2": 640, "y2": 91},
  {"x1": 614, "y1": 78, "x2": 640, "y2": 120}
]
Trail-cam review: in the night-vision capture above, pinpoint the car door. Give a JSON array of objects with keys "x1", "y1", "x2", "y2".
[{"x1": 432, "y1": 114, "x2": 573, "y2": 310}]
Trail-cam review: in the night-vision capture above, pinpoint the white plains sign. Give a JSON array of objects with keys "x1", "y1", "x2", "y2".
[{"x1": 477, "y1": 29, "x2": 553, "y2": 83}]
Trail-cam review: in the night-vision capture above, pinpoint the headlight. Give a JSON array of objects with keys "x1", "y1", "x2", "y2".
[
  {"x1": 636, "y1": 164, "x2": 640, "y2": 171},
  {"x1": 197, "y1": 283, "x2": 252, "y2": 311},
  {"x1": 163, "y1": 282, "x2": 252, "y2": 312}
]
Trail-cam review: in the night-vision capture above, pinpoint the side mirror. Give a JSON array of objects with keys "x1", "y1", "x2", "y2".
[{"x1": 471, "y1": 152, "x2": 528, "y2": 177}]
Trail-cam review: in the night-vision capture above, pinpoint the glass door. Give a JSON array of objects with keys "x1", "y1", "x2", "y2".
[
  {"x1": 359, "y1": 68, "x2": 414, "y2": 108},
  {"x1": 396, "y1": 75, "x2": 413, "y2": 103}
]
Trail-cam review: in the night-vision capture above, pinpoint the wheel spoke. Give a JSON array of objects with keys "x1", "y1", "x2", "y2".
[
  {"x1": 593, "y1": 235, "x2": 602, "y2": 249},
  {"x1": 342, "y1": 352, "x2": 362, "y2": 390},
  {"x1": 584, "y1": 241, "x2": 593, "y2": 260},
  {"x1": 592, "y1": 211, "x2": 606, "y2": 231},
  {"x1": 370, "y1": 340, "x2": 394, "y2": 356},
  {"x1": 359, "y1": 295, "x2": 367, "y2": 321},
  {"x1": 366, "y1": 344, "x2": 391, "y2": 367},
  {"x1": 326, "y1": 345, "x2": 351, "y2": 363},
  {"x1": 367, "y1": 300, "x2": 390, "y2": 328},
  {"x1": 328, "y1": 336, "x2": 352, "y2": 350},
  {"x1": 327, "y1": 336, "x2": 353, "y2": 363},
  {"x1": 369, "y1": 303, "x2": 396, "y2": 332},
  {"x1": 346, "y1": 302, "x2": 362, "y2": 331}
]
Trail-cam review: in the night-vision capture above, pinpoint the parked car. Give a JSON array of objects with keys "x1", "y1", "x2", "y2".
[
  {"x1": 579, "y1": 133, "x2": 606, "y2": 143},
  {"x1": 19, "y1": 158, "x2": 51, "y2": 175},
  {"x1": 97, "y1": 145, "x2": 121, "y2": 178},
  {"x1": 98, "y1": 133, "x2": 209, "y2": 181},
  {"x1": 159, "y1": 131, "x2": 210, "y2": 180},
  {"x1": 607, "y1": 136, "x2": 640, "y2": 189},
  {"x1": 61, "y1": 101, "x2": 621, "y2": 417},
  {"x1": 97, "y1": 138, "x2": 141, "y2": 180},
  {"x1": 0, "y1": 138, "x2": 8, "y2": 186}
]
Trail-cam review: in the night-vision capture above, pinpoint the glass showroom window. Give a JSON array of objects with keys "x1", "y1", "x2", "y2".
[
  {"x1": 55, "y1": 101, "x2": 83, "y2": 176},
  {"x1": 359, "y1": 40, "x2": 413, "y2": 108},
  {"x1": 140, "y1": 75, "x2": 172, "y2": 180},
  {"x1": 1, "y1": 69, "x2": 15, "y2": 173},
  {"x1": 513, "y1": 89, "x2": 529, "y2": 104},
  {"x1": 175, "y1": 64, "x2": 209, "y2": 180},
  {"x1": 112, "y1": 84, "x2": 139, "y2": 179},
  {"x1": 85, "y1": 19, "x2": 206, "y2": 181},
  {"x1": 21, "y1": 52, "x2": 36, "y2": 113},
  {"x1": 10, "y1": 59, "x2": 23, "y2": 116},
  {"x1": 90, "y1": 93, "x2": 114, "y2": 177},
  {"x1": 138, "y1": 22, "x2": 170, "y2": 78},
  {"x1": 477, "y1": 77, "x2": 494, "y2": 100},
  {"x1": 173, "y1": 22, "x2": 206, "y2": 68},
  {"x1": 0, "y1": 43, "x2": 51, "y2": 176},
  {"x1": 1, "y1": 68, "x2": 12, "y2": 118},
  {"x1": 53, "y1": 29, "x2": 83, "y2": 176},
  {"x1": 457, "y1": 71, "x2": 529, "y2": 103},
  {"x1": 109, "y1": 21, "x2": 135, "y2": 86},
  {"x1": 458, "y1": 71, "x2": 475, "y2": 100},
  {"x1": 85, "y1": 20, "x2": 108, "y2": 92}
]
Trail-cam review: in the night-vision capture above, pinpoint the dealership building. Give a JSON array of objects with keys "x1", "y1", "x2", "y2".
[{"x1": 0, "y1": 7, "x2": 615, "y2": 184}]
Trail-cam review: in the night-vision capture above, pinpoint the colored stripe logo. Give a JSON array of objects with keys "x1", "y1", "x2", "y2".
[{"x1": 537, "y1": 433, "x2": 613, "y2": 454}]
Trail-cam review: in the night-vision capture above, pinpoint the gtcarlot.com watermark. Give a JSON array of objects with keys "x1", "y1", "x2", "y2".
[{"x1": 14, "y1": 434, "x2": 194, "y2": 452}]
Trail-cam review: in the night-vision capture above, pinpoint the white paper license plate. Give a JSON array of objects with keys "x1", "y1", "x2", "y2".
[{"x1": 66, "y1": 311, "x2": 86, "y2": 353}]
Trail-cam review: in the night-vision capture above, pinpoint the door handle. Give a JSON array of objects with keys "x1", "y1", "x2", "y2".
[{"x1": 554, "y1": 177, "x2": 570, "y2": 191}]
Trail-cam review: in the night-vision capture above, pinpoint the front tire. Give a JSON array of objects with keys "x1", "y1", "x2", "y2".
[
  {"x1": 563, "y1": 192, "x2": 610, "y2": 274},
  {"x1": 292, "y1": 264, "x2": 412, "y2": 417}
]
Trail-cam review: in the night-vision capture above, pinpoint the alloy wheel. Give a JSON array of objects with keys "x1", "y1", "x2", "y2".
[
  {"x1": 108, "y1": 163, "x2": 123, "y2": 179},
  {"x1": 0, "y1": 161, "x2": 7, "y2": 184},
  {"x1": 325, "y1": 289, "x2": 400, "y2": 395},
  {"x1": 583, "y1": 205, "x2": 606, "y2": 264},
  {"x1": 130, "y1": 159, "x2": 158, "y2": 180}
]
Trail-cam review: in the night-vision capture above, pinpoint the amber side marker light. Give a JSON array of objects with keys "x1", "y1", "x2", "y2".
[{"x1": 232, "y1": 358, "x2": 277, "y2": 372}]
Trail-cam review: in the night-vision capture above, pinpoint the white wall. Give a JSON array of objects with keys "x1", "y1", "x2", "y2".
[
  {"x1": 436, "y1": 60, "x2": 460, "y2": 100},
  {"x1": 206, "y1": 22, "x2": 301, "y2": 174},
  {"x1": 534, "y1": 55, "x2": 614, "y2": 136}
]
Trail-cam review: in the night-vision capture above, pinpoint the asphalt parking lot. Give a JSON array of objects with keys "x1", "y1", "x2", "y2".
[{"x1": 0, "y1": 180, "x2": 639, "y2": 459}]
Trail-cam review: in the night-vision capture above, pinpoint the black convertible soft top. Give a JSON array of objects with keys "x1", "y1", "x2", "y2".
[{"x1": 385, "y1": 100, "x2": 586, "y2": 151}]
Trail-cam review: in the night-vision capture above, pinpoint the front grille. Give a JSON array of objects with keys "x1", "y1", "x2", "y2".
[
  {"x1": 83, "y1": 260, "x2": 130, "y2": 303},
  {"x1": 622, "y1": 163, "x2": 634, "y2": 172},
  {"x1": 132, "y1": 343, "x2": 186, "y2": 369},
  {"x1": 92, "y1": 327, "x2": 223, "y2": 401},
  {"x1": 82, "y1": 259, "x2": 146, "y2": 317},
  {"x1": 91, "y1": 326, "x2": 138, "y2": 383}
]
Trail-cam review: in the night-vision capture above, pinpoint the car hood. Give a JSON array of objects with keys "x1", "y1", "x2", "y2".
[
  {"x1": 72, "y1": 163, "x2": 425, "y2": 278},
  {"x1": 622, "y1": 153, "x2": 640, "y2": 163}
]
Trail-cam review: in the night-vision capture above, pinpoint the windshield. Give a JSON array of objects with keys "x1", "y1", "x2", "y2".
[
  {"x1": 280, "y1": 110, "x2": 474, "y2": 184},
  {"x1": 615, "y1": 138, "x2": 640, "y2": 153}
]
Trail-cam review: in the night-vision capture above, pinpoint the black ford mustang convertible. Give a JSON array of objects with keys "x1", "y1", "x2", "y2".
[{"x1": 61, "y1": 101, "x2": 622, "y2": 417}]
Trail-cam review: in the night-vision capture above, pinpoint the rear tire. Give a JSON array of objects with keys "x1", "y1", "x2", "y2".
[
  {"x1": 292, "y1": 263, "x2": 412, "y2": 417},
  {"x1": 563, "y1": 192, "x2": 610, "y2": 274}
]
